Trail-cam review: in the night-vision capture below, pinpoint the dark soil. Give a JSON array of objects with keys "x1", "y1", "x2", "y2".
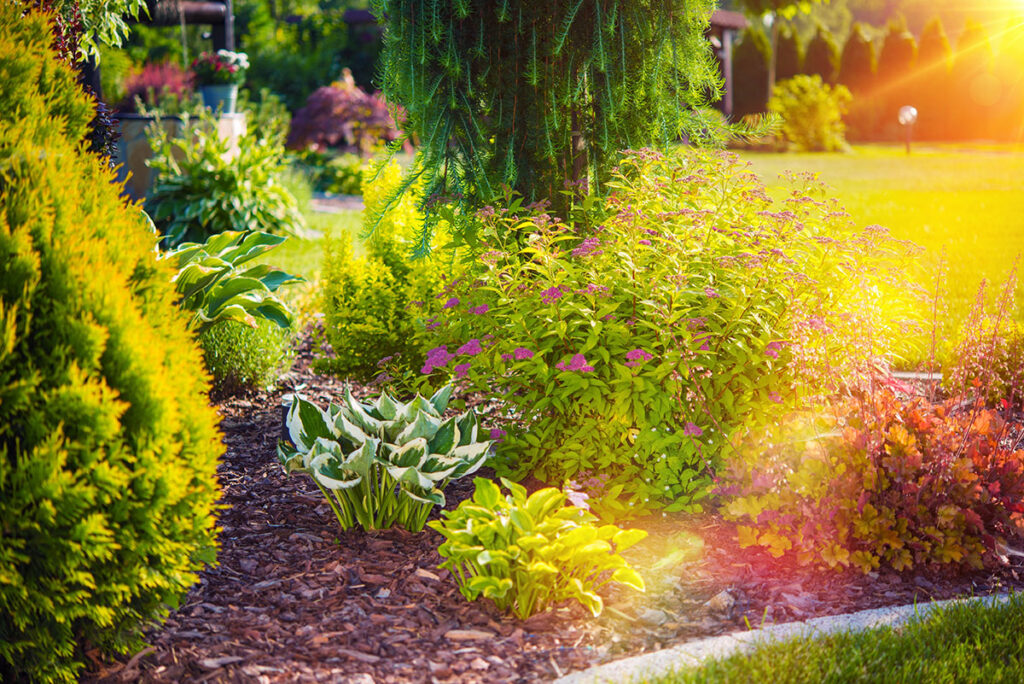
[{"x1": 85, "y1": 335, "x2": 1024, "y2": 683}]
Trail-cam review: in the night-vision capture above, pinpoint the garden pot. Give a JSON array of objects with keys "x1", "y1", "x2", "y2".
[
  {"x1": 112, "y1": 113, "x2": 247, "y2": 201},
  {"x1": 200, "y1": 84, "x2": 238, "y2": 114}
]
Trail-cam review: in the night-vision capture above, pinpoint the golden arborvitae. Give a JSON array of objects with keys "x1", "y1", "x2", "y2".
[{"x1": 0, "y1": 6, "x2": 222, "y2": 683}]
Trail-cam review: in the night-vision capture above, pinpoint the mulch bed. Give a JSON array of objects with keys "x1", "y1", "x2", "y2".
[{"x1": 85, "y1": 334, "x2": 1024, "y2": 683}]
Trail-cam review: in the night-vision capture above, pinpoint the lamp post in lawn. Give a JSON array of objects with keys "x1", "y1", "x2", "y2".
[{"x1": 899, "y1": 105, "x2": 918, "y2": 155}]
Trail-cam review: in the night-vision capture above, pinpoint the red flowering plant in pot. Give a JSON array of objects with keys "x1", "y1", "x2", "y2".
[{"x1": 191, "y1": 50, "x2": 248, "y2": 113}]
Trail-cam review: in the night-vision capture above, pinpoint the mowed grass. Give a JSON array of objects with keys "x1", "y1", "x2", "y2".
[
  {"x1": 739, "y1": 144, "x2": 1024, "y2": 365},
  {"x1": 643, "y1": 594, "x2": 1024, "y2": 684}
]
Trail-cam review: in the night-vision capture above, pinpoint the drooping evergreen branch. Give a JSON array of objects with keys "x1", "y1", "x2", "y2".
[{"x1": 369, "y1": 0, "x2": 722, "y2": 253}]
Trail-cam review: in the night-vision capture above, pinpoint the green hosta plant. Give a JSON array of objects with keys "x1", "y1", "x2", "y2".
[
  {"x1": 278, "y1": 386, "x2": 492, "y2": 531},
  {"x1": 164, "y1": 230, "x2": 304, "y2": 333},
  {"x1": 146, "y1": 110, "x2": 306, "y2": 247},
  {"x1": 430, "y1": 478, "x2": 647, "y2": 619}
]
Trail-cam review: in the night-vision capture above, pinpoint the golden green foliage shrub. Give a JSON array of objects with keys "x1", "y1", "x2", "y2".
[
  {"x1": 0, "y1": 8, "x2": 222, "y2": 682},
  {"x1": 316, "y1": 161, "x2": 446, "y2": 380},
  {"x1": 200, "y1": 319, "x2": 294, "y2": 396}
]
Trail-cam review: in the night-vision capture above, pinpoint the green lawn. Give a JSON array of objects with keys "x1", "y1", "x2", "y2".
[
  {"x1": 739, "y1": 144, "x2": 1024, "y2": 365},
  {"x1": 640, "y1": 594, "x2": 1024, "y2": 684}
]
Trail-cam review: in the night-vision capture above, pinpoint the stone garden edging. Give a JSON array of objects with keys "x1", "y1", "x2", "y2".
[{"x1": 554, "y1": 593, "x2": 1012, "y2": 684}]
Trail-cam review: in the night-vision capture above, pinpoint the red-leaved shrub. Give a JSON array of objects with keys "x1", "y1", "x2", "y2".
[
  {"x1": 286, "y1": 75, "x2": 402, "y2": 155},
  {"x1": 721, "y1": 389, "x2": 1024, "y2": 573},
  {"x1": 118, "y1": 61, "x2": 193, "y2": 112}
]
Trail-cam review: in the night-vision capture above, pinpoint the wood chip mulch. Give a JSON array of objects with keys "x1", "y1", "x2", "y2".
[{"x1": 85, "y1": 335, "x2": 1024, "y2": 683}]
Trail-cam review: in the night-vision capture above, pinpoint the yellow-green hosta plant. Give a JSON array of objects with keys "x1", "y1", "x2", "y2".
[
  {"x1": 278, "y1": 386, "x2": 492, "y2": 531},
  {"x1": 164, "y1": 230, "x2": 304, "y2": 333},
  {"x1": 429, "y1": 478, "x2": 647, "y2": 619}
]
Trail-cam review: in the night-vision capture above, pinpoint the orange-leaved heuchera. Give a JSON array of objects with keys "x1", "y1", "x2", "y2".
[{"x1": 721, "y1": 389, "x2": 1024, "y2": 573}]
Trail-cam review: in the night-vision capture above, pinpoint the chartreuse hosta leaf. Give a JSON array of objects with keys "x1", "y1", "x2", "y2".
[
  {"x1": 430, "y1": 477, "x2": 647, "y2": 619},
  {"x1": 164, "y1": 230, "x2": 304, "y2": 333},
  {"x1": 278, "y1": 386, "x2": 492, "y2": 532}
]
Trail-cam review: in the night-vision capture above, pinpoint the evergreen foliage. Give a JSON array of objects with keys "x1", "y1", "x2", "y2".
[
  {"x1": 803, "y1": 26, "x2": 839, "y2": 84},
  {"x1": 837, "y1": 22, "x2": 877, "y2": 140},
  {"x1": 317, "y1": 162, "x2": 446, "y2": 380},
  {"x1": 911, "y1": 17, "x2": 952, "y2": 140},
  {"x1": 372, "y1": 0, "x2": 721, "y2": 250},
  {"x1": 950, "y1": 20, "x2": 995, "y2": 141},
  {"x1": 775, "y1": 28, "x2": 802, "y2": 82},
  {"x1": 0, "y1": 7, "x2": 222, "y2": 682},
  {"x1": 876, "y1": 23, "x2": 917, "y2": 140},
  {"x1": 732, "y1": 27, "x2": 772, "y2": 118}
]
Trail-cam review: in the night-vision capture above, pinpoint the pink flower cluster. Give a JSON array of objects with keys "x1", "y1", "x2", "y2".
[
  {"x1": 571, "y1": 237, "x2": 602, "y2": 258},
  {"x1": 421, "y1": 345, "x2": 454, "y2": 374},
  {"x1": 765, "y1": 341, "x2": 786, "y2": 359},
  {"x1": 501, "y1": 346, "x2": 534, "y2": 362},
  {"x1": 556, "y1": 353, "x2": 594, "y2": 373},
  {"x1": 540, "y1": 286, "x2": 564, "y2": 304},
  {"x1": 457, "y1": 339, "x2": 482, "y2": 356},
  {"x1": 624, "y1": 348, "x2": 653, "y2": 368}
]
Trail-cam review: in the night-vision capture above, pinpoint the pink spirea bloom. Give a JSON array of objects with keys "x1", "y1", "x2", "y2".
[
  {"x1": 638, "y1": 239, "x2": 651, "y2": 246},
  {"x1": 513, "y1": 346, "x2": 534, "y2": 360},
  {"x1": 469, "y1": 304, "x2": 489, "y2": 315},
  {"x1": 443, "y1": 297, "x2": 460, "y2": 309},
  {"x1": 624, "y1": 348, "x2": 653, "y2": 368},
  {"x1": 683, "y1": 422, "x2": 703, "y2": 437},
  {"x1": 457, "y1": 339, "x2": 483, "y2": 356},
  {"x1": 421, "y1": 345, "x2": 454, "y2": 374},
  {"x1": 704, "y1": 286, "x2": 719, "y2": 298},
  {"x1": 489, "y1": 428, "x2": 507, "y2": 441},
  {"x1": 454, "y1": 362, "x2": 472, "y2": 378},
  {"x1": 571, "y1": 237, "x2": 602, "y2": 258},
  {"x1": 556, "y1": 353, "x2": 593, "y2": 372},
  {"x1": 541, "y1": 286, "x2": 564, "y2": 304}
]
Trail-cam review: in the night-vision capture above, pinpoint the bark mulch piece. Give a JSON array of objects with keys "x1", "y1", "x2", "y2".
[{"x1": 85, "y1": 338, "x2": 1024, "y2": 683}]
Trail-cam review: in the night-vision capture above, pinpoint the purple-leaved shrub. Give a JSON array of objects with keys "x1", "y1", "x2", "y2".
[{"x1": 406, "y1": 148, "x2": 919, "y2": 516}]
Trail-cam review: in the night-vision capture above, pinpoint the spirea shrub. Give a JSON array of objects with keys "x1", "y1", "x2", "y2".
[
  {"x1": 720, "y1": 390, "x2": 1024, "y2": 573},
  {"x1": 316, "y1": 161, "x2": 446, "y2": 380},
  {"x1": 769, "y1": 75, "x2": 852, "y2": 152},
  {"x1": 414, "y1": 147, "x2": 916, "y2": 516},
  {"x1": 286, "y1": 77, "x2": 402, "y2": 155},
  {"x1": 0, "y1": 8, "x2": 222, "y2": 682}
]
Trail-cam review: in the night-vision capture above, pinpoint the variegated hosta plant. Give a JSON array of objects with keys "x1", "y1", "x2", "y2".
[
  {"x1": 278, "y1": 385, "x2": 492, "y2": 532},
  {"x1": 430, "y1": 477, "x2": 647, "y2": 619}
]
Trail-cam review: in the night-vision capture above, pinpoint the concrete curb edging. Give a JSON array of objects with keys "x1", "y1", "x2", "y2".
[{"x1": 554, "y1": 593, "x2": 1012, "y2": 684}]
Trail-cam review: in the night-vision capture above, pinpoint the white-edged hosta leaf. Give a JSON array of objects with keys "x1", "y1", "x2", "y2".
[
  {"x1": 332, "y1": 410, "x2": 372, "y2": 449},
  {"x1": 374, "y1": 392, "x2": 398, "y2": 420},
  {"x1": 456, "y1": 411, "x2": 479, "y2": 446},
  {"x1": 383, "y1": 438, "x2": 429, "y2": 468},
  {"x1": 429, "y1": 385, "x2": 453, "y2": 414},
  {"x1": 427, "y1": 417, "x2": 459, "y2": 455},
  {"x1": 400, "y1": 486, "x2": 445, "y2": 506},
  {"x1": 343, "y1": 386, "x2": 383, "y2": 436},
  {"x1": 396, "y1": 410, "x2": 441, "y2": 445},
  {"x1": 286, "y1": 395, "x2": 334, "y2": 452}
]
